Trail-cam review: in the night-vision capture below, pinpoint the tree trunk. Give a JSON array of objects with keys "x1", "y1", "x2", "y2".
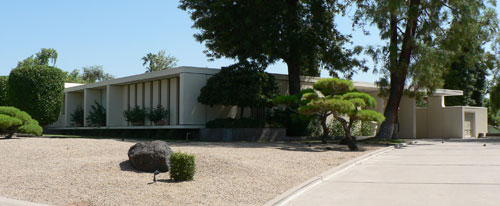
[
  {"x1": 5, "y1": 131, "x2": 14, "y2": 139},
  {"x1": 376, "y1": 0, "x2": 421, "y2": 139},
  {"x1": 284, "y1": 0, "x2": 301, "y2": 95},
  {"x1": 320, "y1": 115, "x2": 329, "y2": 144},
  {"x1": 336, "y1": 117, "x2": 359, "y2": 151},
  {"x1": 286, "y1": 60, "x2": 301, "y2": 95}
]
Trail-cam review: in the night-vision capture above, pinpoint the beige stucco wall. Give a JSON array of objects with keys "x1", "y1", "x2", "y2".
[
  {"x1": 107, "y1": 85, "x2": 125, "y2": 126},
  {"x1": 83, "y1": 88, "x2": 103, "y2": 127},
  {"x1": 417, "y1": 96, "x2": 464, "y2": 138},
  {"x1": 398, "y1": 95, "x2": 416, "y2": 139},
  {"x1": 63, "y1": 92, "x2": 83, "y2": 126},
  {"x1": 464, "y1": 107, "x2": 488, "y2": 137}
]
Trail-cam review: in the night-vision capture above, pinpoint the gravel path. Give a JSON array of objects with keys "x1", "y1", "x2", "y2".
[{"x1": 0, "y1": 137, "x2": 381, "y2": 206}]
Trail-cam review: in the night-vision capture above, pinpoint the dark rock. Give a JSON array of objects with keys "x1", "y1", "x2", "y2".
[{"x1": 127, "y1": 141, "x2": 172, "y2": 172}]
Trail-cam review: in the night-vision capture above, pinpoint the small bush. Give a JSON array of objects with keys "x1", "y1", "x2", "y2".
[
  {"x1": 147, "y1": 105, "x2": 168, "y2": 122},
  {"x1": 86, "y1": 101, "x2": 106, "y2": 127},
  {"x1": 123, "y1": 106, "x2": 147, "y2": 123},
  {"x1": 70, "y1": 106, "x2": 84, "y2": 126},
  {"x1": 0, "y1": 106, "x2": 43, "y2": 138},
  {"x1": 169, "y1": 152, "x2": 196, "y2": 181},
  {"x1": 206, "y1": 118, "x2": 267, "y2": 128}
]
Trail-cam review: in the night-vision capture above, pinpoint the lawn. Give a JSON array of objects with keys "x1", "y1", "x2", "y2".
[{"x1": 0, "y1": 137, "x2": 381, "y2": 206}]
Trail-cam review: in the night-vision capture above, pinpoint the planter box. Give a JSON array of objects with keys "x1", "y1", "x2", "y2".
[
  {"x1": 131, "y1": 121, "x2": 145, "y2": 126},
  {"x1": 200, "y1": 128, "x2": 286, "y2": 142},
  {"x1": 153, "y1": 120, "x2": 166, "y2": 126}
]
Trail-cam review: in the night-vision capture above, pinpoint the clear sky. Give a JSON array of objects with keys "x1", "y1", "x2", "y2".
[{"x1": 0, "y1": 1, "x2": 497, "y2": 83}]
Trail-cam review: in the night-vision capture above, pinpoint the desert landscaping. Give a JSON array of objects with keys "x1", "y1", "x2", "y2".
[{"x1": 0, "y1": 137, "x2": 381, "y2": 206}]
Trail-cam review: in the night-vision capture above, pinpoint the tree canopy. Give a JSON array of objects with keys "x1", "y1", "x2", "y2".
[
  {"x1": 142, "y1": 50, "x2": 178, "y2": 73},
  {"x1": 198, "y1": 63, "x2": 279, "y2": 118},
  {"x1": 0, "y1": 106, "x2": 43, "y2": 138},
  {"x1": 8, "y1": 48, "x2": 65, "y2": 126},
  {"x1": 275, "y1": 78, "x2": 384, "y2": 150},
  {"x1": 180, "y1": 0, "x2": 366, "y2": 95},
  {"x1": 353, "y1": 0, "x2": 499, "y2": 138}
]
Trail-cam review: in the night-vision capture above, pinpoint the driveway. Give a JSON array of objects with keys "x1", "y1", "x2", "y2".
[{"x1": 278, "y1": 139, "x2": 500, "y2": 206}]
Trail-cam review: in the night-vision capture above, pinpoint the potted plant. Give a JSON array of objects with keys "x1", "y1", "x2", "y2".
[
  {"x1": 70, "y1": 106, "x2": 84, "y2": 127},
  {"x1": 86, "y1": 101, "x2": 106, "y2": 127},
  {"x1": 148, "y1": 105, "x2": 168, "y2": 126},
  {"x1": 123, "y1": 106, "x2": 146, "y2": 126}
]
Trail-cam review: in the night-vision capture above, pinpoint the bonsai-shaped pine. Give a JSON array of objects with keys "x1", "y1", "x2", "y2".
[
  {"x1": 147, "y1": 105, "x2": 168, "y2": 125},
  {"x1": 275, "y1": 78, "x2": 385, "y2": 151},
  {"x1": 70, "y1": 106, "x2": 84, "y2": 127},
  {"x1": 198, "y1": 62, "x2": 279, "y2": 119},
  {"x1": 123, "y1": 106, "x2": 147, "y2": 126},
  {"x1": 86, "y1": 101, "x2": 106, "y2": 127},
  {"x1": 0, "y1": 106, "x2": 43, "y2": 138}
]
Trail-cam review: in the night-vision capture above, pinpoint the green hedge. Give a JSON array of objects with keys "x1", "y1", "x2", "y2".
[
  {"x1": 0, "y1": 106, "x2": 43, "y2": 138},
  {"x1": 0, "y1": 76, "x2": 7, "y2": 106},
  {"x1": 8, "y1": 65, "x2": 65, "y2": 126},
  {"x1": 169, "y1": 152, "x2": 196, "y2": 181}
]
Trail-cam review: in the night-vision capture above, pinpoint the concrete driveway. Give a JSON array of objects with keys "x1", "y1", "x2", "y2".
[{"x1": 279, "y1": 139, "x2": 500, "y2": 206}]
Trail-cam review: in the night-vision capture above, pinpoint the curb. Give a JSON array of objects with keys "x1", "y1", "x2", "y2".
[
  {"x1": 0, "y1": 197, "x2": 49, "y2": 206},
  {"x1": 264, "y1": 146, "x2": 394, "y2": 206}
]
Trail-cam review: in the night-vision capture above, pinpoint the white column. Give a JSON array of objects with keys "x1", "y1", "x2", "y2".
[{"x1": 169, "y1": 78, "x2": 179, "y2": 125}]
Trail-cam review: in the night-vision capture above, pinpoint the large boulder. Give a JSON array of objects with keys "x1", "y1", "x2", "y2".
[{"x1": 127, "y1": 141, "x2": 172, "y2": 172}]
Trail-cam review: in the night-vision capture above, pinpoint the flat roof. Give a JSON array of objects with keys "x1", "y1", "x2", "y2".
[{"x1": 64, "y1": 66, "x2": 463, "y2": 97}]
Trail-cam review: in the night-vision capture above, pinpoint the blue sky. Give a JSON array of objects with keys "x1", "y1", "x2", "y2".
[{"x1": 0, "y1": 1, "x2": 497, "y2": 83}]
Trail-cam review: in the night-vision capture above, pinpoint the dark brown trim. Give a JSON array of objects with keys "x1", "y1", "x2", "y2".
[
  {"x1": 127, "y1": 85, "x2": 130, "y2": 109},
  {"x1": 158, "y1": 80, "x2": 161, "y2": 106},
  {"x1": 167, "y1": 78, "x2": 171, "y2": 125},
  {"x1": 150, "y1": 81, "x2": 153, "y2": 109},
  {"x1": 142, "y1": 82, "x2": 145, "y2": 109},
  {"x1": 134, "y1": 84, "x2": 137, "y2": 107}
]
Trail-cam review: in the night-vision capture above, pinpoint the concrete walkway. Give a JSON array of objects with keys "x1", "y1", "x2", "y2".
[{"x1": 275, "y1": 139, "x2": 500, "y2": 206}]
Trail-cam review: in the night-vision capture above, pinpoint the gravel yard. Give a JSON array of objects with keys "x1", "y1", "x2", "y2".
[{"x1": 0, "y1": 137, "x2": 381, "y2": 206}]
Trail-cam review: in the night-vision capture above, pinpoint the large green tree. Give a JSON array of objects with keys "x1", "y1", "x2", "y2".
[
  {"x1": 142, "y1": 50, "x2": 178, "y2": 73},
  {"x1": 179, "y1": 0, "x2": 365, "y2": 95},
  {"x1": 8, "y1": 49, "x2": 65, "y2": 126},
  {"x1": 353, "y1": 0, "x2": 498, "y2": 138},
  {"x1": 198, "y1": 62, "x2": 279, "y2": 118},
  {"x1": 440, "y1": 2, "x2": 498, "y2": 107},
  {"x1": 81, "y1": 65, "x2": 114, "y2": 83}
]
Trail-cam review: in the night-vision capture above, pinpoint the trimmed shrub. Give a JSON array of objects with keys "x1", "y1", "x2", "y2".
[
  {"x1": 86, "y1": 101, "x2": 106, "y2": 127},
  {"x1": 123, "y1": 106, "x2": 147, "y2": 125},
  {"x1": 8, "y1": 65, "x2": 65, "y2": 126},
  {"x1": 147, "y1": 105, "x2": 168, "y2": 123},
  {"x1": 0, "y1": 76, "x2": 8, "y2": 106},
  {"x1": 169, "y1": 152, "x2": 196, "y2": 181},
  {"x1": 0, "y1": 106, "x2": 43, "y2": 138},
  {"x1": 70, "y1": 106, "x2": 84, "y2": 126}
]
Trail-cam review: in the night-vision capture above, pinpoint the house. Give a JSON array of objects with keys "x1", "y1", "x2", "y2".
[{"x1": 49, "y1": 66, "x2": 488, "y2": 139}]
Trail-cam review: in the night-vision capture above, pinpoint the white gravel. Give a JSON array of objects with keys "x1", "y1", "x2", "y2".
[{"x1": 0, "y1": 137, "x2": 381, "y2": 206}]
